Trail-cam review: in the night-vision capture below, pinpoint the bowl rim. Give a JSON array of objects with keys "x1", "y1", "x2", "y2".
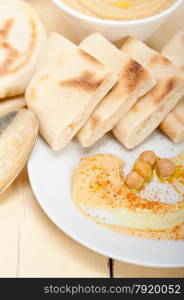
[{"x1": 52, "y1": 0, "x2": 183, "y2": 25}]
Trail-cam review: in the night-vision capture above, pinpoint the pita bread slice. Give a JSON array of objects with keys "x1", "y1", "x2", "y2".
[
  {"x1": 0, "y1": 108, "x2": 38, "y2": 193},
  {"x1": 26, "y1": 32, "x2": 117, "y2": 151},
  {"x1": 160, "y1": 31, "x2": 184, "y2": 143},
  {"x1": 0, "y1": 96, "x2": 25, "y2": 116},
  {"x1": 0, "y1": 0, "x2": 46, "y2": 98},
  {"x1": 113, "y1": 36, "x2": 184, "y2": 149},
  {"x1": 161, "y1": 31, "x2": 184, "y2": 70},
  {"x1": 160, "y1": 98, "x2": 184, "y2": 143},
  {"x1": 77, "y1": 33, "x2": 156, "y2": 147}
]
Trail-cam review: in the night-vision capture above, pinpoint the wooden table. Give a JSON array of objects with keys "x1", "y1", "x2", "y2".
[{"x1": 1, "y1": 0, "x2": 184, "y2": 278}]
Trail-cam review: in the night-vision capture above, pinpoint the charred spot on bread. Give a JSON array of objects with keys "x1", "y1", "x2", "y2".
[
  {"x1": 123, "y1": 59, "x2": 149, "y2": 92},
  {"x1": 59, "y1": 70, "x2": 106, "y2": 92},
  {"x1": 130, "y1": 103, "x2": 141, "y2": 113},
  {"x1": 107, "y1": 59, "x2": 148, "y2": 98},
  {"x1": 160, "y1": 121, "x2": 176, "y2": 140},
  {"x1": 0, "y1": 16, "x2": 37, "y2": 77},
  {"x1": 149, "y1": 54, "x2": 172, "y2": 66},
  {"x1": 181, "y1": 34, "x2": 184, "y2": 45},
  {"x1": 0, "y1": 43, "x2": 19, "y2": 77},
  {"x1": 78, "y1": 49, "x2": 103, "y2": 67},
  {"x1": 90, "y1": 113, "x2": 101, "y2": 129},
  {"x1": 121, "y1": 36, "x2": 133, "y2": 47},
  {"x1": 0, "y1": 18, "x2": 14, "y2": 38},
  {"x1": 149, "y1": 77, "x2": 179, "y2": 104},
  {"x1": 173, "y1": 110, "x2": 184, "y2": 126}
]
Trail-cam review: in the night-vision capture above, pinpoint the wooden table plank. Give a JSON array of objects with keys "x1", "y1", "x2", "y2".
[
  {"x1": 114, "y1": 262, "x2": 184, "y2": 278},
  {"x1": 0, "y1": 173, "x2": 24, "y2": 277},
  {"x1": 0, "y1": 169, "x2": 109, "y2": 278}
]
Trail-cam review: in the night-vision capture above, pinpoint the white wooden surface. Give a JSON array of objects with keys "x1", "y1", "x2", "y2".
[{"x1": 0, "y1": 0, "x2": 184, "y2": 278}]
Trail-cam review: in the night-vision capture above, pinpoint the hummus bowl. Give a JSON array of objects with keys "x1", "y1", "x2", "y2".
[{"x1": 52, "y1": 0, "x2": 183, "y2": 41}]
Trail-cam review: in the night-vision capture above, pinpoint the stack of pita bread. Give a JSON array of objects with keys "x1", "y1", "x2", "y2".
[
  {"x1": 160, "y1": 31, "x2": 184, "y2": 143},
  {"x1": 1, "y1": 0, "x2": 184, "y2": 192},
  {"x1": 77, "y1": 33, "x2": 155, "y2": 147},
  {"x1": 25, "y1": 29, "x2": 184, "y2": 151},
  {"x1": 112, "y1": 36, "x2": 184, "y2": 148}
]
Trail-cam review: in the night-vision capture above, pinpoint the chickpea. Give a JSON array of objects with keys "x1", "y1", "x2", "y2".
[
  {"x1": 133, "y1": 160, "x2": 152, "y2": 179},
  {"x1": 156, "y1": 158, "x2": 176, "y2": 178},
  {"x1": 139, "y1": 151, "x2": 157, "y2": 167},
  {"x1": 125, "y1": 171, "x2": 144, "y2": 190}
]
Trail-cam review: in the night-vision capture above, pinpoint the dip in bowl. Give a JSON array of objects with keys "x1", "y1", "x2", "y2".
[{"x1": 52, "y1": 0, "x2": 183, "y2": 41}]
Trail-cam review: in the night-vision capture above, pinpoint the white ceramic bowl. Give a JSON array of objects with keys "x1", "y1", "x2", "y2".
[{"x1": 52, "y1": 0, "x2": 183, "y2": 41}]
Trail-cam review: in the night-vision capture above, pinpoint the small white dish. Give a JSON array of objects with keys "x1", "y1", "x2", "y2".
[
  {"x1": 28, "y1": 131, "x2": 184, "y2": 268},
  {"x1": 52, "y1": 0, "x2": 183, "y2": 41}
]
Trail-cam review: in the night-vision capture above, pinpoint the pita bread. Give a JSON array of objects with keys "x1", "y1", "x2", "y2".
[
  {"x1": 160, "y1": 31, "x2": 184, "y2": 143},
  {"x1": 113, "y1": 36, "x2": 184, "y2": 149},
  {"x1": 0, "y1": 109, "x2": 38, "y2": 193},
  {"x1": 0, "y1": 0, "x2": 46, "y2": 98},
  {"x1": 160, "y1": 98, "x2": 184, "y2": 143},
  {"x1": 162, "y1": 31, "x2": 184, "y2": 70},
  {"x1": 26, "y1": 32, "x2": 117, "y2": 151},
  {"x1": 77, "y1": 33, "x2": 155, "y2": 147},
  {"x1": 0, "y1": 96, "x2": 25, "y2": 116}
]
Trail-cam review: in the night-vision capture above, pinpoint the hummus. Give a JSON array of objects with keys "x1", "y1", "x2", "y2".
[
  {"x1": 72, "y1": 153, "x2": 184, "y2": 240},
  {"x1": 61, "y1": 0, "x2": 176, "y2": 20}
]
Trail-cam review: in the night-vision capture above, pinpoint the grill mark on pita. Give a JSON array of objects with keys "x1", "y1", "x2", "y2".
[
  {"x1": 173, "y1": 110, "x2": 184, "y2": 126},
  {"x1": 181, "y1": 35, "x2": 184, "y2": 45},
  {"x1": 59, "y1": 70, "x2": 105, "y2": 92},
  {"x1": 149, "y1": 54, "x2": 171, "y2": 66},
  {"x1": 130, "y1": 102, "x2": 141, "y2": 113},
  {"x1": 160, "y1": 121, "x2": 176, "y2": 139},
  {"x1": 79, "y1": 49, "x2": 103, "y2": 67},
  {"x1": 0, "y1": 16, "x2": 37, "y2": 77},
  {"x1": 106, "y1": 59, "x2": 148, "y2": 98},
  {"x1": 149, "y1": 77, "x2": 179, "y2": 104},
  {"x1": 0, "y1": 19, "x2": 14, "y2": 39},
  {"x1": 123, "y1": 59, "x2": 148, "y2": 92},
  {"x1": 0, "y1": 42, "x2": 19, "y2": 76},
  {"x1": 121, "y1": 36, "x2": 133, "y2": 47},
  {"x1": 90, "y1": 113, "x2": 101, "y2": 129}
]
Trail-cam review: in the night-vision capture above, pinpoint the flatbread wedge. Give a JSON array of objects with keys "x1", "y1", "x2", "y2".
[
  {"x1": 77, "y1": 33, "x2": 156, "y2": 147},
  {"x1": 113, "y1": 36, "x2": 184, "y2": 149},
  {"x1": 26, "y1": 32, "x2": 117, "y2": 151},
  {"x1": 0, "y1": 0, "x2": 46, "y2": 98},
  {"x1": 0, "y1": 96, "x2": 25, "y2": 116},
  {"x1": 160, "y1": 31, "x2": 184, "y2": 143},
  {"x1": 161, "y1": 31, "x2": 184, "y2": 70},
  {"x1": 0, "y1": 109, "x2": 38, "y2": 193},
  {"x1": 160, "y1": 98, "x2": 184, "y2": 143}
]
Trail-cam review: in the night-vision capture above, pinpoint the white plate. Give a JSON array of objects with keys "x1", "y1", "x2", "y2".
[{"x1": 28, "y1": 132, "x2": 184, "y2": 268}]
